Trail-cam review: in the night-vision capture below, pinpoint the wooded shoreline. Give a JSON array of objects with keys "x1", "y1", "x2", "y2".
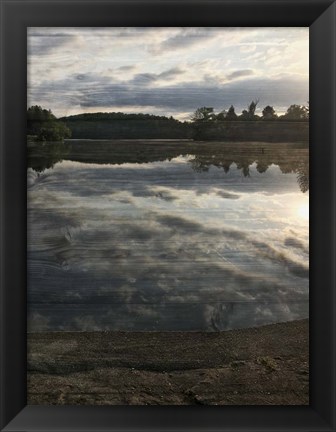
[
  {"x1": 28, "y1": 105, "x2": 309, "y2": 142},
  {"x1": 62, "y1": 119, "x2": 309, "y2": 141}
]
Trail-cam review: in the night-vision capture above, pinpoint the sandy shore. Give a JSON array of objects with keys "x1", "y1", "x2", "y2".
[{"x1": 27, "y1": 319, "x2": 309, "y2": 405}]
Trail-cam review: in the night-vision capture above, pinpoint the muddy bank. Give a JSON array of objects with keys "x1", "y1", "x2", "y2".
[{"x1": 27, "y1": 319, "x2": 309, "y2": 405}]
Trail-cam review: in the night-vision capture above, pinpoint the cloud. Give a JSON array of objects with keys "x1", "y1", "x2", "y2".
[
  {"x1": 28, "y1": 34, "x2": 77, "y2": 56},
  {"x1": 29, "y1": 72, "x2": 308, "y2": 118},
  {"x1": 132, "y1": 187, "x2": 179, "y2": 201},
  {"x1": 284, "y1": 237, "x2": 309, "y2": 254},
  {"x1": 156, "y1": 214, "x2": 206, "y2": 232},
  {"x1": 117, "y1": 65, "x2": 137, "y2": 72},
  {"x1": 251, "y1": 240, "x2": 309, "y2": 279},
  {"x1": 226, "y1": 69, "x2": 255, "y2": 81},
  {"x1": 214, "y1": 190, "x2": 240, "y2": 200},
  {"x1": 159, "y1": 67, "x2": 185, "y2": 80},
  {"x1": 152, "y1": 28, "x2": 218, "y2": 53},
  {"x1": 239, "y1": 44, "x2": 257, "y2": 54},
  {"x1": 131, "y1": 67, "x2": 185, "y2": 86},
  {"x1": 130, "y1": 73, "x2": 157, "y2": 85}
]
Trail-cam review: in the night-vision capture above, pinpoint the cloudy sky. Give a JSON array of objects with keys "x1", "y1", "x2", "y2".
[{"x1": 27, "y1": 27, "x2": 309, "y2": 120}]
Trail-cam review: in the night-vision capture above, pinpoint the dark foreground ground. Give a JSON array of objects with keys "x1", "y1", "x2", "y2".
[{"x1": 27, "y1": 319, "x2": 309, "y2": 405}]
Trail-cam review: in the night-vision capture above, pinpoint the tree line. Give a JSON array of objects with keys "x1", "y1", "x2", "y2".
[
  {"x1": 27, "y1": 102, "x2": 309, "y2": 142},
  {"x1": 191, "y1": 100, "x2": 309, "y2": 122},
  {"x1": 27, "y1": 106, "x2": 189, "y2": 141},
  {"x1": 60, "y1": 111, "x2": 189, "y2": 140},
  {"x1": 27, "y1": 106, "x2": 71, "y2": 141},
  {"x1": 59, "y1": 112, "x2": 181, "y2": 122}
]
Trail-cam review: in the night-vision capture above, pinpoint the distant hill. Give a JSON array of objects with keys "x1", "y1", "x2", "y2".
[
  {"x1": 59, "y1": 112, "x2": 192, "y2": 139},
  {"x1": 59, "y1": 111, "x2": 309, "y2": 142}
]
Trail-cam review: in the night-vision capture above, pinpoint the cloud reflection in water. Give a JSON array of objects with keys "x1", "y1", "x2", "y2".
[{"x1": 27, "y1": 151, "x2": 309, "y2": 331}]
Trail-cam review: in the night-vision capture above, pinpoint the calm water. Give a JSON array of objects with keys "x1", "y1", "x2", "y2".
[{"x1": 27, "y1": 140, "x2": 309, "y2": 331}]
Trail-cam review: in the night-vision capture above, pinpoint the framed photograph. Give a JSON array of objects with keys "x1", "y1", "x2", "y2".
[{"x1": 1, "y1": 0, "x2": 335, "y2": 431}]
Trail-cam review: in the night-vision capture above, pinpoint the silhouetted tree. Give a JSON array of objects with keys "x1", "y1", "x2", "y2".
[
  {"x1": 305, "y1": 101, "x2": 309, "y2": 120},
  {"x1": 27, "y1": 106, "x2": 71, "y2": 141},
  {"x1": 256, "y1": 162, "x2": 269, "y2": 173},
  {"x1": 226, "y1": 105, "x2": 238, "y2": 120},
  {"x1": 281, "y1": 104, "x2": 309, "y2": 120},
  {"x1": 262, "y1": 105, "x2": 277, "y2": 120},
  {"x1": 216, "y1": 110, "x2": 227, "y2": 121},
  {"x1": 248, "y1": 99, "x2": 259, "y2": 116},
  {"x1": 191, "y1": 107, "x2": 215, "y2": 122},
  {"x1": 240, "y1": 99, "x2": 260, "y2": 120},
  {"x1": 296, "y1": 161, "x2": 309, "y2": 193}
]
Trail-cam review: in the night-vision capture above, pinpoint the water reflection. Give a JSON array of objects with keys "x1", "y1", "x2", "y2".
[
  {"x1": 28, "y1": 141, "x2": 70, "y2": 173},
  {"x1": 28, "y1": 140, "x2": 309, "y2": 193},
  {"x1": 189, "y1": 154, "x2": 308, "y2": 193},
  {"x1": 27, "y1": 140, "x2": 309, "y2": 332}
]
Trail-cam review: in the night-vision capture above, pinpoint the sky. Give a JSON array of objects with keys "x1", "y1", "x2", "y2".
[{"x1": 27, "y1": 27, "x2": 309, "y2": 121}]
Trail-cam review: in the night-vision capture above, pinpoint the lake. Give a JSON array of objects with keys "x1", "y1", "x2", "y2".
[{"x1": 27, "y1": 140, "x2": 309, "y2": 332}]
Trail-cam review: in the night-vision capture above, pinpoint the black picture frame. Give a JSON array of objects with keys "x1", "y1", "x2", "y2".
[{"x1": 1, "y1": 1, "x2": 335, "y2": 431}]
